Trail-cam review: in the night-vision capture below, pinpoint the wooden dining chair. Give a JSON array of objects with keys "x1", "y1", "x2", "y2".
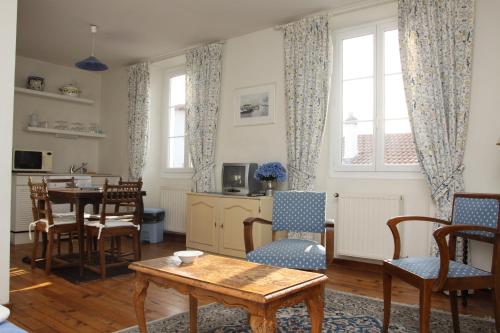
[
  {"x1": 383, "y1": 193, "x2": 500, "y2": 333},
  {"x1": 46, "y1": 177, "x2": 76, "y2": 255},
  {"x1": 244, "y1": 191, "x2": 334, "y2": 272},
  {"x1": 85, "y1": 178, "x2": 143, "y2": 279},
  {"x1": 28, "y1": 177, "x2": 80, "y2": 274}
]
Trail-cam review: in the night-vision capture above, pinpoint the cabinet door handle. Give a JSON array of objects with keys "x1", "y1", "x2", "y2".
[
  {"x1": 221, "y1": 224, "x2": 224, "y2": 229},
  {"x1": 214, "y1": 222, "x2": 217, "y2": 227}
]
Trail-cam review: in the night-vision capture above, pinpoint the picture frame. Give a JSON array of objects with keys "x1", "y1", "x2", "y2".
[{"x1": 233, "y1": 83, "x2": 276, "y2": 126}]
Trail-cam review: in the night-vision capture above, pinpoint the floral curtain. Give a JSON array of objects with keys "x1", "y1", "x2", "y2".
[
  {"x1": 282, "y1": 15, "x2": 331, "y2": 240},
  {"x1": 127, "y1": 62, "x2": 150, "y2": 180},
  {"x1": 398, "y1": 0, "x2": 475, "y2": 258},
  {"x1": 186, "y1": 43, "x2": 223, "y2": 192},
  {"x1": 283, "y1": 15, "x2": 331, "y2": 191}
]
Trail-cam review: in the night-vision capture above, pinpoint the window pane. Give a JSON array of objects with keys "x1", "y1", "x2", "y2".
[
  {"x1": 169, "y1": 105, "x2": 185, "y2": 137},
  {"x1": 343, "y1": 78, "x2": 374, "y2": 121},
  {"x1": 384, "y1": 119, "x2": 417, "y2": 165},
  {"x1": 169, "y1": 74, "x2": 186, "y2": 107},
  {"x1": 384, "y1": 29, "x2": 402, "y2": 75},
  {"x1": 168, "y1": 136, "x2": 185, "y2": 168},
  {"x1": 342, "y1": 121, "x2": 374, "y2": 165},
  {"x1": 384, "y1": 74, "x2": 407, "y2": 120},
  {"x1": 343, "y1": 34, "x2": 374, "y2": 80}
]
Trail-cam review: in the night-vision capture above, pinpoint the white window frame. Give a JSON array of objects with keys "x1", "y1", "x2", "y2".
[
  {"x1": 161, "y1": 65, "x2": 192, "y2": 178},
  {"x1": 330, "y1": 19, "x2": 420, "y2": 176}
]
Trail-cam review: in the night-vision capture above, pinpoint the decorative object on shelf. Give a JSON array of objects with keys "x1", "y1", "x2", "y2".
[
  {"x1": 254, "y1": 162, "x2": 287, "y2": 196},
  {"x1": 59, "y1": 84, "x2": 81, "y2": 97},
  {"x1": 75, "y1": 24, "x2": 108, "y2": 71},
  {"x1": 26, "y1": 75, "x2": 45, "y2": 91},
  {"x1": 28, "y1": 113, "x2": 40, "y2": 127},
  {"x1": 54, "y1": 120, "x2": 69, "y2": 130},
  {"x1": 234, "y1": 83, "x2": 276, "y2": 126}
]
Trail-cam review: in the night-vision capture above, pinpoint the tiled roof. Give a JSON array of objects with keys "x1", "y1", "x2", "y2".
[{"x1": 342, "y1": 133, "x2": 418, "y2": 165}]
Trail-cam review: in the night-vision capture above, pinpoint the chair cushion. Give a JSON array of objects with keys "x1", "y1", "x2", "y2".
[
  {"x1": 272, "y1": 191, "x2": 326, "y2": 233},
  {"x1": 452, "y1": 197, "x2": 499, "y2": 238},
  {"x1": 86, "y1": 219, "x2": 136, "y2": 229},
  {"x1": 37, "y1": 216, "x2": 76, "y2": 226},
  {"x1": 387, "y1": 256, "x2": 491, "y2": 279},
  {"x1": 247, "y1": 239, "x2": 326, "y2": 270}
]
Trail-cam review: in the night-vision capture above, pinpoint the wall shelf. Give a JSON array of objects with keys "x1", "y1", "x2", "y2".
[
  {"x1": 26, "y1": 126, "x2": 106, "y2": 139},
  {"x1": 15, "y1": 87, "x2": 95, "y2": 105}
]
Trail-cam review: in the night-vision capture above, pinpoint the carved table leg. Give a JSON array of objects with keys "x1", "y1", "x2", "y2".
[
  {"x1": 249, "y1": 314, "x2": 276, "y2": 333},
  {"x1": 133, "y1": 273, "x2": 150, "y2": 333},
  {"x1": 305, "y1": 284, "x2": 325, "y2": 333},
  {"x1": 189, "y1": 294, "x2": 198, "y2": 333}
]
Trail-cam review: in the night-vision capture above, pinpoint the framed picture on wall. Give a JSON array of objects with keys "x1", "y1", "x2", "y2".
[{"x1": 234, "y1": 83, "x2": 275, "y2": 126}]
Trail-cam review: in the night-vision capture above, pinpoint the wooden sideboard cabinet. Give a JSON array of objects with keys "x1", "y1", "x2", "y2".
[{"x1": 186, "y1": 192, "x2": 273, "y2": 258}]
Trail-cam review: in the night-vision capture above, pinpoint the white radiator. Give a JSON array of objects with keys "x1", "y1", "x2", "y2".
[
  {"x1": 160, "y1": 188, "x2": 188, "y2": 233},
  {"x1": 336, "y1": 194, "x2": 403, "y2": 260}
]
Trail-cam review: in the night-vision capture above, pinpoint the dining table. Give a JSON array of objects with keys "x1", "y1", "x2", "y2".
[{"x1": 47, "y1": 187, "x2": 146, "y2": 276}]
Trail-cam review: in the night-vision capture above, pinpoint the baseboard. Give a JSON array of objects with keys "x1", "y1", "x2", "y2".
[
  {"x1": 164, "y1": 231, "x2": 186, "y2": 243},
  {"x1": 2, "y1": 303, "x2": 12, "y2": 310}
]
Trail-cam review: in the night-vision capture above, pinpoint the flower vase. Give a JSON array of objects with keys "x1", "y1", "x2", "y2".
[{"x1": 265, "y1": 180, "x2": 276, "y2": 196}]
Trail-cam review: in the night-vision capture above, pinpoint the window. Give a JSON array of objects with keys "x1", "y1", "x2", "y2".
[
  {"x1": 332, "y1": 21, "x2": 418, "y2": 173},
  {"x1": 163, "y1": 68, "x2": 191, "y2": 174}
]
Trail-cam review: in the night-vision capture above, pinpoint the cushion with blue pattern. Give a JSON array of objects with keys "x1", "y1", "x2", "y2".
[
  {"x1": 387, "y1": 256, "x2": 491, "y2": 279},
  {"x1": 272, "y1": 191, "x2": 326, "y2": 233},
  {"x1": 452, "y1": 197, "x2": 499, "y2": 238},
  {"x1": 247, "y1": 238, "x2": 326, "y2": 270}
]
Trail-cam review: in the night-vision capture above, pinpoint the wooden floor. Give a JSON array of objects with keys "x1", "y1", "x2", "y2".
[{"x1": 8, "y1": 238, "x2": 495, "y2": 333}]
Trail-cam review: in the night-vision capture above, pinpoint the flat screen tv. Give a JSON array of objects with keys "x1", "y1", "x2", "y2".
[{"x1": 222, "y1": 163, "x2": 260, "y2": 196}]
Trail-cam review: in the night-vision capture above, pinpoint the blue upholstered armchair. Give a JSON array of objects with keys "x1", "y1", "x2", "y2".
[
  {"x1": 383, "y1": 193, "x2": 500, "y2": 333},
  {"x1": 243, "y1": 191, "x2": 334, "y2": 271}
]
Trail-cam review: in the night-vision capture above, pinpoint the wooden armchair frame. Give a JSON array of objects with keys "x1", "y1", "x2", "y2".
[
  {"x1": 383, "y1": 193, "x2": 500, "y2": 333},
  {"x1": 243, "y1": 217, "x2": 335, "y2": 270}
]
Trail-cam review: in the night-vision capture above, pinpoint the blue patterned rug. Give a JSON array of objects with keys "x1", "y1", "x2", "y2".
[{"x1": 118, "y1": 289, "x2": 495, "y2": 332}]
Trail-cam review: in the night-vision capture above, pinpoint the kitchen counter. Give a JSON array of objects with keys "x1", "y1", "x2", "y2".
[{"x1": 12, "y1": 172, "x2": 118, "y2": 177}]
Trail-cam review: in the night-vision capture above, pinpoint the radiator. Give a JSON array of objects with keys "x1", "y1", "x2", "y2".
[
  {"x1": 160, "y1": 188, "x2": 188, "y2": 233},
  {"x1": 336, "y1": 194, "x2": 403, "y2": 260}
]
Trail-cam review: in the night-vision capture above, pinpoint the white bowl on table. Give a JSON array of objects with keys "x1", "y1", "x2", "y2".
[{"x1": 174, "y1": 250, "x2": 204, "y2": 264}]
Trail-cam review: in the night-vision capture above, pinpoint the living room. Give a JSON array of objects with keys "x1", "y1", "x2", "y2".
[{"x1": 0, "y1": 0, "x2": 499, "y2": 332}]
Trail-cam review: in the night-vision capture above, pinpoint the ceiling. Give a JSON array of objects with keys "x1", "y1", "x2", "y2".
[{"x1": 17, "y1": 0, "x2": 359, "y2": 69}]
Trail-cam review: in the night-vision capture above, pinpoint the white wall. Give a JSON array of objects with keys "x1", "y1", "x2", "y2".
[
  {"x1": 14, "y1": 56, "x2": 102, "y2": 173},
  {"x1": 464, "y1": 0, "x2": 500, "y2": 270},
  {"x1": 100, "y1": 1, "x2": 500, "y2": 262},
  {"x1": 1, "y1": 0, "x2": 17, "y2": 304},
  {"x1": 98, "y1": 67, "x2": 129, "y2": 178}
]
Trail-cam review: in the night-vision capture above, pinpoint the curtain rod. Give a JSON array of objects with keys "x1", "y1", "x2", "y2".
[
  {"x1": 148, "y1": 40, "x2": 226, "y2": 64},
  {"x1": 275, "y1": 0, "x2": 396, "y2": 30}
]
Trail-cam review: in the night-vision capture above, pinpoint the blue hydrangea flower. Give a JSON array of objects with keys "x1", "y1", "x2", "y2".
[{"x1": 254, "y1": 162, "x2": 287, "y2": 182}]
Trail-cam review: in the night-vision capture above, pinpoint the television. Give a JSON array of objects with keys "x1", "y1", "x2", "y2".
[{"x1": 222, "y1": 163, "x2": 261, "y2": 196}]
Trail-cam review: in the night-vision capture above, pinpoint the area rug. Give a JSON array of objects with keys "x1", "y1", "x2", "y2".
[
  {"x1": 27, "y1": 253, "x2": 133, "y2": 283},
  {"x1": 118, "y1": 289, "x2": 495, "y2": 332}
]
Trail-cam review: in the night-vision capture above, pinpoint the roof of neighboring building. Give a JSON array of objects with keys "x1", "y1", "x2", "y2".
[{"x1": 343, "y1": 133, "x2": 418, "y2": 165}]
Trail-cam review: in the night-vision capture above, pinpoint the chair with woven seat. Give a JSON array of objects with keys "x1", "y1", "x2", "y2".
[
  {"x1": 28, "y1": 177, "x2": 80, "y2": 274},
  {"x1": 383, "y1": 193, "x2": 500, "y2": 333},
  {"x1": 85, "y1": 178, "x2": 143, "y2": 279},
  {"x1": 244, "y1": 191, "x2": 334, "y2": 272}
]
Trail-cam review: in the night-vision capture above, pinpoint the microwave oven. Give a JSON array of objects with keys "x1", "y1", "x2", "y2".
[{"x1": 12, "y1": 149, "x2": 53, "y2": 172}]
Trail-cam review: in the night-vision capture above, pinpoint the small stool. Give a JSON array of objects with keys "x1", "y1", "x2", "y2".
[{"x1": 141, "y1": 208, "x2": 165, "y2": 243}]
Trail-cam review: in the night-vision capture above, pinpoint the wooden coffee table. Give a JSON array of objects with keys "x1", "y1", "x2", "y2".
[{"x1": 129, "y1": 254, "x2": 327, "y2": 332}]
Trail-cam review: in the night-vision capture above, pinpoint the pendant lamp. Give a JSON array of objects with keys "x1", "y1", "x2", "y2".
[{"x1": 75, "y1": 25, "x2": 108, "y2": 71}]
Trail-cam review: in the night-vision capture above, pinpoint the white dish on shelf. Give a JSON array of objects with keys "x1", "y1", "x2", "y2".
[{"x1": 174, "y1": 250, "x2": 204, "y2": 264}]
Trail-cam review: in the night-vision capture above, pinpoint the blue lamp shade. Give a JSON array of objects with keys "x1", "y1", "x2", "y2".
[{"x1": 75, "y1": 56, "x2": 108, "y2": 71}]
